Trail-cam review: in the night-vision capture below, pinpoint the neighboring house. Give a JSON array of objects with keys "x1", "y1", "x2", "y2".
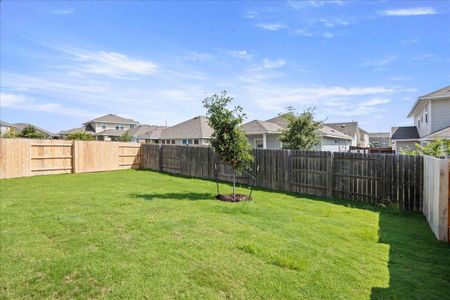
[
  {"x1": 59, "y1": 126, "x2": 94, "y2": 138},
  {"x1": 241, "y1": 115, "x2": 353, "y2": 152},
  {"x1": 60, "y1": 114, "x2": 142, "y2": 141},
  {"x1": 325, "y1": 122, "x2": 370, "y2": 148},
  {"x1": 128, "y1": 125, "x2": 165, "y2": 143},
  {"x1": 13, "y1": 123, "x2": 59, "y2": 139},
  {"x1": 369, "y1": 132, "x2": 391, "y2": 148},
  {"x1": 157, "y1": 116, "x2": 213, "y2": 145},
  {"x1": 391, "y1": 126, "x2": 420, "y2": 153},
  {"x1": 391, "y1": 85, "x2": 450, "y2": 153},
  {"x1": 136, "y1": 127, "x2": 164, "y2": 143},
  {"x1": 0, "y1": 121, "x2": 18, "y2": 136},
  {"x1": 83, "y1": 114, "x2": 140, "y2": 141}
]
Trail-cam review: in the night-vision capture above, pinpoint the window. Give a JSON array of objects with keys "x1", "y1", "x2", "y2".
[
  {"x1": 425, "y1": 107, "x2": 428, "y2": 123},
  {"x1": 130, "y1": 124, "x2": 135, "y2": 129},
  {"x1": 255, "y1": 139, "x2": 264, "y2": 149},
  {"x1": 171, "y1": 140, "x2": 175, "y2": 144},
  {"x1": 166, "y1": 139, "x2": 170, "y2": 144},
  {"x1": 182, "y1": 139, "x2": 187, "y2": 144},
  {"x1": 101, "y1": 123, "x2": 106, "y2": 129},
  {"x1": 162, "y1": 140, "x2": 166, "y2": 144},
  {"x1": 194, "y1": 139, "x2": 199, "y2": 145}
]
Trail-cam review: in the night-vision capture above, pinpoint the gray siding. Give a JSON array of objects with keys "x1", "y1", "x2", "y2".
[{"x1": 430, "y1": 99, "x2": 450, "y2": 133}]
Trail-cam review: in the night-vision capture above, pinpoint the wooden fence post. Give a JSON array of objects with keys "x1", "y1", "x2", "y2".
[
  {"x1": 327, "y1": 152, "x2": 333, "y2": 199},
  {"x1": 72, "y1": 140, "x2": 77, "y2": 173}
]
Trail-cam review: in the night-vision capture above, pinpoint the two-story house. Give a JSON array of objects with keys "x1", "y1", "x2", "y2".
[
  {"x1": 325, "y1": 122, "x2": 370, "y2": 148},
  {"x1": 60, "y1": 114, "x2": 140, "y2": 141},
  {"x1": 391, "y1": 85, "x2": 450, "y2": 153}
]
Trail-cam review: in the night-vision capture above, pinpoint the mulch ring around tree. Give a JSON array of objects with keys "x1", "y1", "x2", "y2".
[{"x1": 216, "y1": 194, "x2": 251, "y2": 202}]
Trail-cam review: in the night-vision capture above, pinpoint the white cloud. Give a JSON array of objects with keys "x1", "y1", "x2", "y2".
[
  {"x1": 379, "y1": 7, "x2": 436, "y2": 16},
  {"x1": 340, "y1": 98, "x2": 391, "y2": 116},
  {"x1": 412, "y1": 53, "x2": 434, "y2": 61},
  {"x1": 1, "y1": 92, "x2": 94, "y2": 118},
  {"x1": 50, "y1": 9, "x2": 75, "y2": 15},
  {"x1": 256, "y1": 23, "x2": 288, "y2": 31},
  {"x1": 293, "y1": 29, "x2": 314, "y2": 37},
  {"x1": 244, "y1": 10, "x2": 258, "y2": 19},
  {"x1": 73, "y1": 50, "x2": 158, "y2": 77},
  {"x1": 181, "y1": 51, "x2": 214, "y2": 62},
  {"x1": 322, "y1": 32, "x2": 334, "y2": 39},
  {"x1": 288, "y1": 0, "x2": 344, "y2": 9},
  {"x1": 261, "y1": 58, "x2": 286, "y2": 69},
  {"x1": 319, "y1": 18, "x2": 350, "y2": 28},
  {"x1": 244, "y1": 85, "x2": 400, "y2": 113},
  {"x1": 229, "y1": 50, "x2": 252, "y2": 59},
  {"x1": 363, "y1": 56, "x2": 397, "y2": 67}
]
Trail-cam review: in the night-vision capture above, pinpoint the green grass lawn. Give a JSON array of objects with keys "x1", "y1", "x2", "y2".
[{"x1": 1, "y1": 170, "x2": 449, "y2": 299}]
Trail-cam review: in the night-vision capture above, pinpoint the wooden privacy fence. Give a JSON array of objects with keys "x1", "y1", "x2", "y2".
[
  {"x1": 0, "y1": 139, "x2": 141, "y2": 179},
  {"x1": 422, "y1": 156, "x2": 449, "y2": 242},
  {"x1": 141, "y1": 144, "x2": 424, "y2": 211}
]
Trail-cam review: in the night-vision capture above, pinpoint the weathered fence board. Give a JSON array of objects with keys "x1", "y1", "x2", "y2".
[
  {"x1": 422, "y1": 156, "x2": 449, "y2": 242},
  {"x1": 141, "y1": 144, "x2": 424, "y2": 211}
]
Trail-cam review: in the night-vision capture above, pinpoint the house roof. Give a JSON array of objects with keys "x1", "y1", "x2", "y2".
[
  {"x1": 242, "y1": 117, "x2": 352, "y2": 140},
  {"x1": 0, "y1": 120, "x2": 15, "y2": 128},
  {"x1": 159, "y1": 116, "x2": 213, "y2": 139},
  {"x1": 127, "y1": 124, "x2": 164, "y2": 137},
  {"x1": 324, "y1": 122, "x2": 358, "y2": 138},
  {"x1": 320, "y1": 125, "x2": 353, "y2": 140},
  {"x1": 83, "y1": 114, "x2": 139, "y2": 125},
  {"x1": 241, "y1": 120, "x2": 283, "y2": 134},
  {"x1": 59, "y1": 127, "x2": 94, "y2": 135},
  {"x1": 407, "y1": 85, "x2": 450, "y2": 118},
  {"x1": 266, "y1": 114, "x2": 289, "y2": 128},
  {"x1": 137, "y1": 128, "x2": 163, "y2": 140},
  {"x1": 420, "y1": 125, "x2": 450, "y2": 140},
  {"x1": 95, "y1": 129, "x2": 128, "y2": 137},
  {"x1": 391, "y1": 126, "x2": 420, "y2": 140},
  {"x1": 369, "y1": 132, "x2": 390, "y2": 138},
  {"x1": 13, "y1": 123, "x2": 58, "y2": 137}
]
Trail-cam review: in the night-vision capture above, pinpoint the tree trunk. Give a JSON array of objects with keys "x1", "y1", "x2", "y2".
[{"x1": 232, "y1": 169, "x2": 236, "y2": 199}]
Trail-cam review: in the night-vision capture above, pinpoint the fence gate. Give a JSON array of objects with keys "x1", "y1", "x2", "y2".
[{"x1": 289, "y1": 151, "x2": 331, "y2": 198}]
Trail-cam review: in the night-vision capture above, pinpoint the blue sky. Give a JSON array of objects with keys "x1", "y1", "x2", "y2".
[{"x1": 1, "y1": 0, "x2": 449, "y2": 133}]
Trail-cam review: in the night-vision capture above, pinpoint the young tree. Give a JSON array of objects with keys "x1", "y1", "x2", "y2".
[
  {"x1": 203, "y1": 91, "x2": 253, "y2": 199},
  {"x1": 118, "y1": 133, "x2": 132, "y2": 142},
  {"x1": 279, "y1": 107, "x2": 323, "y2": 150},
  {"x1": 66, "y1": 132, "x2": 94, "y2": 141},
  {"x1": 18, "y1": 125, "x2": 46, "y2": 139},
  {"x1": 401, "y1": 138, "x2": 450, "y2": 157}
]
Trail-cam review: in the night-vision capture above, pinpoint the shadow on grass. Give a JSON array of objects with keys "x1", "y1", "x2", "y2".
[
  {"x1": 130, "y1": 192, "x2": 214, "y2": 201},
  {"x1": 370, "y1": 211, "x2": 450, "y2": 299}
]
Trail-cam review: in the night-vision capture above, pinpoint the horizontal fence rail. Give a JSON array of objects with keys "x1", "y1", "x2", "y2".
[
  {"x1": 0, "y1": 139, "x2": 141, "y2": 179},
  {"x1": 141, "y1": 144, "x2": 424, "y2": 211}
]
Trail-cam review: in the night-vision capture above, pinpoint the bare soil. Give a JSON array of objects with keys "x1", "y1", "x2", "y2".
[{"x1": 215, "y1": 194, "x2": 251, "y2": 202}]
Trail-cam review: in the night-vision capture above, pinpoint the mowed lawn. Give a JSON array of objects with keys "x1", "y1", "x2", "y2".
[{"x1": 1, "y1": 170, "x2": 449, "y2": 299}]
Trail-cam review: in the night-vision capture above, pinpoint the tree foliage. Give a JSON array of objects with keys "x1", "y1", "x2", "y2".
[
  {"x1": 279, "y1": 107, "x2": 323, "y2": 150},
  {"x1": 66, "y1": 132, "x2": 94, "y2": 141},
  {"x1": 18, "y1": 125, "x2": 46, "y2": 139},
  {"x1": 401, "y1": 138, "x2": 450, "y2": 157},
  {"x1": 203, "y1": 91, "x2": 253, "y2": 197},
  {"x1": 118, "y1": 133, "x2": 132, "y2": 142}
]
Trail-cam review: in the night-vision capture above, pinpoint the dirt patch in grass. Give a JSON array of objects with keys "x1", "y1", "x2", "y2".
[{"x1": 216, "y1": 194, "x2": 251, "y2": 202}]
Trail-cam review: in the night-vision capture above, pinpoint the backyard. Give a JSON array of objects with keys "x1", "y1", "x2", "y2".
[{"x1": 0, "y1": 170, "x2": 449, "y2": 299}]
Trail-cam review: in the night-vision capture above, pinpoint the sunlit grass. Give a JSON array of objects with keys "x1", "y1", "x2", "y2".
[{"x1": 1, "y1": 170, "x2": 448, "y2": 299}]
